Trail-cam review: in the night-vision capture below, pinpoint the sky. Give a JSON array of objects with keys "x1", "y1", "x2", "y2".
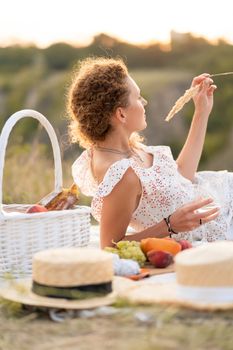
[{"x1": 1, "y1": 0, "x2": 233, "y2": 47}]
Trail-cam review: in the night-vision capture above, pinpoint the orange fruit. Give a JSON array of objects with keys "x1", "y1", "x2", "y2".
[{"x1": 140, "y1": 237, "x2": 181, "y2": 256}]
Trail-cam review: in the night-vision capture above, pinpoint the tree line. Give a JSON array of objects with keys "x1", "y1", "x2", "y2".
[{"x1": 1, "y1": 32, "x2": 233, "y2": 73}]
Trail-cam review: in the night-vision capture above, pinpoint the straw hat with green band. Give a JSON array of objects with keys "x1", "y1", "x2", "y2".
[{"x1": 0, "y1": 247, "x2": 119, "y2": 309}]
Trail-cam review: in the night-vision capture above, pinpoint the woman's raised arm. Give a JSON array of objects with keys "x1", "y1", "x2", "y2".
[{"x1": 176, "y1": 74, "x2": 217, "y2": 181}]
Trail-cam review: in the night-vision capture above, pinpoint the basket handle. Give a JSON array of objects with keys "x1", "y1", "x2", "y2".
[{"x1": 0, "y1": 109, "x2": 63, "y2": 215}]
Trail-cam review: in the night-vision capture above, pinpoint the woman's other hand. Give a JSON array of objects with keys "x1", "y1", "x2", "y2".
[
  {"x1": 169, "y1": 198, "x2": 220, "y2": 233},
  {"x1": 192, "y1": 73, "x2": 217, "y2": 117}
]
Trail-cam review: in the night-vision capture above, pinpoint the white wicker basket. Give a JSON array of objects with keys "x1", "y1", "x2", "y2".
[{"x1": 0, "y1": 109, "x2": 91, "y2": 278}]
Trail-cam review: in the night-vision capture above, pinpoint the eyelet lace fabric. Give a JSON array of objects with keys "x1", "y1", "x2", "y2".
[{"x1": 72, "y1": 145, "x2": 233, "y2": 243}]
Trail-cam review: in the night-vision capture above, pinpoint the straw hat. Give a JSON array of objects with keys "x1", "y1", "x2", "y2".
[
  {"x1": 114, "y1": 241, "x2": 233, "y2": 310},
  {"x1": 0, "y1": 248, "x2": 119, "y2": 309}
]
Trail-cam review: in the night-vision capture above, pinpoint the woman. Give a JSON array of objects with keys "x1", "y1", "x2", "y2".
[{"x1": 68, "y1": 57, "x2": 232, "y2": 248}]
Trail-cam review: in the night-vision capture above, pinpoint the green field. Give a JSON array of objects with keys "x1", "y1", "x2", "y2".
[{"x1": 1, "y1": 299, "x2": 233, "y2": 350}]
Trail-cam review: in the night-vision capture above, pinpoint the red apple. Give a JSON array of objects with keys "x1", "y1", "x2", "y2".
[
  {"x1": 26, "y1": 204, "x2": 48, "y2": 213},
  {"x1": 178, "y1": 240, "x2": 192, "y2": 250},
  {"x1": 147, "y1": 250, "x2": 173, "y2": 268}
]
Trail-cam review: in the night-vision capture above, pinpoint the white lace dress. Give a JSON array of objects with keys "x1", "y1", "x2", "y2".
[{"x1": 72, "y1": 145, "x2": 233, "y2": 243}]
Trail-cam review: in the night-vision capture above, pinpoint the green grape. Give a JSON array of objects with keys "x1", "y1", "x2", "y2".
[
  {"x1": 119, "y1": 249, "x2": 132, "y2": 260},
  {"x1": 116, "y1": 241, "x2": 131, "y2": 249},
  {"x1": 130, "y1": 241, "x2": 141, "y2": 248},
  {"x1": 130, "y1": 247, "x2": 140, "y2": 255},
  {"x1": 116, "y1": 241, "x2": 146, "y2": 266},
  {"x1": 117, "y1": 240, "x2": 140, "y2": 249},
  {"x1": 109, "y1": 240, "x2": 147, "y2": 266}
]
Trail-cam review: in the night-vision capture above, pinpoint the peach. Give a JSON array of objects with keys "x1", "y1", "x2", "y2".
[
  {"x1": 177, "y1": 239, "x2": 192, "y2": 250},
  {"x1": 147, "y1": 250, "x2": 173, "y2": 268},
  {"x1": 26, "y1": 204, "x2": 48, "y2": 213}
]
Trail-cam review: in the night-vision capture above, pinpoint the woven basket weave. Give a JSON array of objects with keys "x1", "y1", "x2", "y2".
[{"x1": 0, "y1": 109, "x2": 91, "y2": 278}]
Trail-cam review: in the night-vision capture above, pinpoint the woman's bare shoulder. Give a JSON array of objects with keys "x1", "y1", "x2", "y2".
[{"x1": 92, "y1": 152, "x2": 139, "y2": 189}]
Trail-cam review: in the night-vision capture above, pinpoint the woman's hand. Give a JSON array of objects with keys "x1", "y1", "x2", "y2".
[
  {"x1": 169, "y1": 198, "x2": 220, "y2": 233},
  {"x1": 192, "y1": 73, "x2": 217, "y2": 118}
]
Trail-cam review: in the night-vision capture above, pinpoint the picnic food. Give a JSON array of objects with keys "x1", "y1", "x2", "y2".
[
  {"x1": 147, "y1": 250, "x2": 173, "y2": 268},
  {"x1": 32, "y1": 248, "x2": 114, "y2": 299},
  {"x1": 140, "y1": 237, "x2": 181, "y2": 256},
  {"x1": 26, "y1": 184, "x2": 79, "y2": 213},
  {"x1": 177, "y1": 239, "x2": 192, "y2": 250},
  {"x1": 26, "y1": 204, "x2": 48, "y2": 213},
  {"x1": 104, "y1": 240, "x2": 146, "y2": 267},
  {"x1": 44, "y1": 183, "x2": 79, "y2": 211}
]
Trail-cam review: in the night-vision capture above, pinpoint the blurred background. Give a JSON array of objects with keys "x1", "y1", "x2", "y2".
[{"x1": 1, "y1": 0, "x2": 233, "y2": 206}]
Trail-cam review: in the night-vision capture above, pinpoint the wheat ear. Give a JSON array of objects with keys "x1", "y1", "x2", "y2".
[
  {"x1": 165, "y1": 84, "x2": 200, "y2": 122},
  {"x1": 165, "y1": 72, "x2": 233, "y2": 122}
]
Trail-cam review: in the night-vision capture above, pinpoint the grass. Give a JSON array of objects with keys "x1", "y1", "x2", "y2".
[
  {"x1": 1, "y1": 299, "x2": 233, "y2": 350},
  {"x1": 2, "y1": 141, "x2": 91, "y2": 207}
]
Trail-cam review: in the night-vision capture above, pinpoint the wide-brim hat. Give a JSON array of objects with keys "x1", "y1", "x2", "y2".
[
  {"x1": 113, "y1": 241, "x2": 233, "y2": 311},
  {"x1": 0, "y1": 279, "x2": 119, "y2": 310},
  {"x1": 0, "y1": 247, "x2": 124, "y2": 310}
]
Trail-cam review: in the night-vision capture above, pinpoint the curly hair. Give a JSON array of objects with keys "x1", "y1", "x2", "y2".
[{"x1": 67, "y1": 56, "x2": 142, "y2": 148}]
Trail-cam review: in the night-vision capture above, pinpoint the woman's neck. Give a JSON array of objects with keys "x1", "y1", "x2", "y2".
[{"x1": 96, "y1": 132, "x2": 132, "y2": 152}]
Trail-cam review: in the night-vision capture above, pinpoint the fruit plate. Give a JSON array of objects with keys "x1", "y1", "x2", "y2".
[
  {"x1": 145, "y1": 263, "x2": 175, "y2": 276},
  {"x1": 126, "y1": 264, "x2": 175, "y2": 281}
]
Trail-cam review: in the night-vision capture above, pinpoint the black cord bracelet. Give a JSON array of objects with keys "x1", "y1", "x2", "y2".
[{"x1": 164, "y1": 215, "x2": 178, "y2": 236}]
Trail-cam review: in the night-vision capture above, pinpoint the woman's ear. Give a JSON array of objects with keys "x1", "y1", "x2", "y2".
[{"x1": 115, "y1": 107, "x2": 127, "y2": 124}]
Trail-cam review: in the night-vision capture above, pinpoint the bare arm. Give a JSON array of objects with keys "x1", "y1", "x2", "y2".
[
  {"x1": 100, "y1": 167, "x2": 219, "y2": 248},
  {"x1": 100, "y1": 168, "x2": 169, "y2": 247},
  {"x1": 176, "y1": 74, "x2": 217, "y2": 181}
]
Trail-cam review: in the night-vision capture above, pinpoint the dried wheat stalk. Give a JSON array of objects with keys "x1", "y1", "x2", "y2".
[
  {"x1": 165, "y1": 84, "x2": 200, "y2": 122},
  {"x1": 165, "y1": 71, "x2": 233, "y2": 122},
  {"x1": 210, "y1": 72, "x2": 233, "y2": 78}
]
